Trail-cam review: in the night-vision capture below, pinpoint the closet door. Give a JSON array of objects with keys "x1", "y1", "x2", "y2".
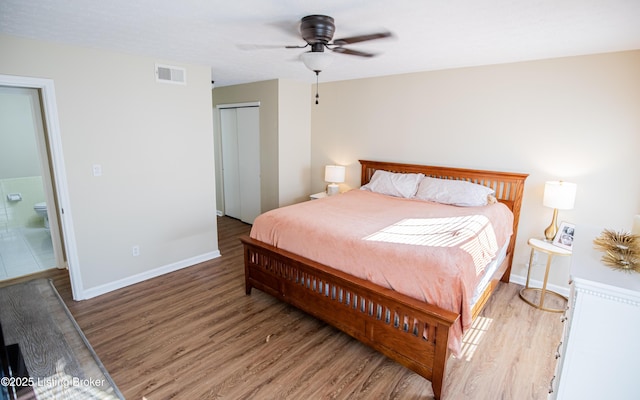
[
  {"x1": 220, "y1": 106, "x2": 260, "y2": 224},
  {"x1": 235, "y1": 107, "x2": 260, "y2": 224},
  {"x1": 220, "y1": 108, "x2": 241, "y2": 219}
]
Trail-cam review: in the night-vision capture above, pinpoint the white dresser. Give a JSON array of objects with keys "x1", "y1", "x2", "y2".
[{"x1": 551, "y1": 225, "x2": 640, "y2": 399}]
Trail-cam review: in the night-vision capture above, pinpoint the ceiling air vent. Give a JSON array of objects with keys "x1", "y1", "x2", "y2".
[{"x1": 155, "y1": 64, "x2": 186, "y2": 85}]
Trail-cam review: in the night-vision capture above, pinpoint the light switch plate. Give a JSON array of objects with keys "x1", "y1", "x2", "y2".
[{"x1": 92, "y1": 164, "x2": 102, "y2": 176}]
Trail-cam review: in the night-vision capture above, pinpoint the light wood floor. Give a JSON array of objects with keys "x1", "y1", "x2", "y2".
[{"x1": 18, "y1": 217, "x2": 564, "y2": 399}]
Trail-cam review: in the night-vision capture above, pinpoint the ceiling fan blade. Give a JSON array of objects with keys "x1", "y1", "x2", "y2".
[
  {"x1": 268, "y1": 19, "x2": 302, "y2": 38},
  {"x1": 332, "y1": 31, "x2": 391, "y2": 45},
  {"x1": 331, "y1": 47, "x2": 376, "y2": 57},
  {"x1": 285, "y1": 44, "x2": 309, "y2": 49},
  {"x1": 237, "y1": 44, "x2": 293, "y2": 50}
]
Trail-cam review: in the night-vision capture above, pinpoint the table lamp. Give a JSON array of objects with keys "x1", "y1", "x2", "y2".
[
  {"x1": 324, "y1": 165, "x2": 345, "y2": 196},
  {"x1": 543, "y1": 181, "x2": 577, "y2": 241}
]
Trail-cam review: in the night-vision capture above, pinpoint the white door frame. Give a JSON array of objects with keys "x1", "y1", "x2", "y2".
[{"x1": 0, "y1": 74, "x2": 83, "y2": 300}]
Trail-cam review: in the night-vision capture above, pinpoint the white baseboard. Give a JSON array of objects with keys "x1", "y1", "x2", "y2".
[
  {"x1": 509, "y1": 273, "x2": 570, "y2": 297},
  {"x1": 216, "y1": 210, "x2": 223, "y2": 217},
  {"x1": 78, "y1": 250, "x2": 221, "y2": 300}
]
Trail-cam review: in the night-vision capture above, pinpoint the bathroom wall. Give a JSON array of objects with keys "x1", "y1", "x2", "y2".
[
  {"x1": 0, "y1": 86, "x2": 46, "y2": 231},
  {"x1": 0, "y1": 177, "x2": 46, "y2": 230},
  {"x1": 0, "y1": 87, "x2": 42, "y2": 178}
]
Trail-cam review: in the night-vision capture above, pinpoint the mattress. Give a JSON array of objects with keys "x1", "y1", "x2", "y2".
[{"x1": 250, "y1": 189, "x2": 514, "y2": 355}]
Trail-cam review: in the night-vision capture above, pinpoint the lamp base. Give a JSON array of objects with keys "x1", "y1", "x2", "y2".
[
  {"x1": 327, "y1": 184, "x2": 339, "y2": 196},
  {"x1": 544, "y1": 208, "x2": 559, "y2": 241}
]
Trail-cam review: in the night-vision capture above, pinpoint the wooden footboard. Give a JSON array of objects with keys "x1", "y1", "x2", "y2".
[{"x1": 242, "y1": 236, "x2": 459, "y2": 399}]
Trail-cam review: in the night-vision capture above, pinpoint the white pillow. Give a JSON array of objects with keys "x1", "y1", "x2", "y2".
[
  {"x1": 414, "y1": 176, "x2": 495, "y2": 206},
  {"x1": 360, "y1": 170, "x2": 424, "y2": 198}
]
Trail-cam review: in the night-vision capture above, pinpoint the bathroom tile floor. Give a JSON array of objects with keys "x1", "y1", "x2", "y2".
[{"x1": 0, "y1": 227, "x2": 55, "y2": 280}]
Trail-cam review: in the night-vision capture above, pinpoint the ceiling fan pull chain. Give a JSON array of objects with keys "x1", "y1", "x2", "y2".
[{"x1": 315, "y1": 71, "x2": 320, "y2": 104}]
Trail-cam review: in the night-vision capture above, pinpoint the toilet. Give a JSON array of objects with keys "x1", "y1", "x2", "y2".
[{"x1": 33, "y1": 202, "x2": 49, "y2": 229}]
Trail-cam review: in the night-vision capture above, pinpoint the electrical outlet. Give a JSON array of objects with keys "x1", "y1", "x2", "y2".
[{"x1": 132, "y1": 245, "x2": 140, "y2": 257}]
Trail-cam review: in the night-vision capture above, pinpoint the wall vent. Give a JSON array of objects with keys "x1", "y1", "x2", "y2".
[{"x1": 155, "y1": 64, "x2": 186, "y2": 85}]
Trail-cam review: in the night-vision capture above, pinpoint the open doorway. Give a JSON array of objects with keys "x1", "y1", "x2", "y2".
[
  {"x1": 0, "y1": 86, "x2": 60, "y2": 279},
  {"x1": 0, "y1": 74, "x2": 81, "y2": 299}
]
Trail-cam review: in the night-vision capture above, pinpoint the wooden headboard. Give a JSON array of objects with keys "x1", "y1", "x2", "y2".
[{"x1": 360, "y1": 159, "x2": 528, "y2": 281}]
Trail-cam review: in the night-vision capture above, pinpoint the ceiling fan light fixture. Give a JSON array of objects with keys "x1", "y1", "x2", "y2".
[{"x1": 300, "y1": 51, "x2": 334, "y2": 72}]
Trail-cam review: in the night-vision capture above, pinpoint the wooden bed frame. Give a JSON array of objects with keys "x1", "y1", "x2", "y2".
[{"x1": 241, "y1": 160, "x2": 528, "y2": 399}]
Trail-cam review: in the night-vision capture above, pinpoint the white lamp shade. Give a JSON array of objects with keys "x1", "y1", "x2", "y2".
[
  {"x1": 543, "y1": 181, "x2": 577, "y2": 210},
  {"x1": 300, "y1": 51, "x2": 334, "y2": 72},
  {"x1": 324, "y1": 165, "x2": 346, "y2": 183}
]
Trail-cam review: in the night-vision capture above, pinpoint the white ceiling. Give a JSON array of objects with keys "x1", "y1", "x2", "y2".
[{"x1": 2, "y1": 0, "x2": 639, "y2": 87}]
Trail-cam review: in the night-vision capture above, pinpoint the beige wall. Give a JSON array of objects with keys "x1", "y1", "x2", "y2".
[
  {"x1": 212, "y1": 79, "x2": 311, "y2": 212},
  {"x1": 6, "y1": 30, "x2": 634, "y2": 296},
  {"x1": 212, "y1": 80, "x2": 279, "y2": 214},
  {"x1": 277, "y1": 79, "x2": 311, "y2": 206},
  {"x1": 0, "y1": 35, "x2": 219, "y2": 297},
  {"x1": 311, "y1": 51, "x2": 640, "y2": 290}
]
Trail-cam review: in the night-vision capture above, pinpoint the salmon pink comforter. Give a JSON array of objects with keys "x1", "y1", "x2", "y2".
[{"x1": 249, "y1": 189, "x2": 514, "y2": 356}]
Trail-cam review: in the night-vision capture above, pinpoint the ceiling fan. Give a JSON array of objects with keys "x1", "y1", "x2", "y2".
[
  {"x1": 288, "y1": 15, "x2": 391, "y2": 68},
  {"x1": 286, "y1": 15, "x2": 392, "y2": 103}
]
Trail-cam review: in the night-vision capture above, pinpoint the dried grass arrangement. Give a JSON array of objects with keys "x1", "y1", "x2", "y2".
[{"x1": 593, "y1": 229, "x2": 640, "y2": 272}]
